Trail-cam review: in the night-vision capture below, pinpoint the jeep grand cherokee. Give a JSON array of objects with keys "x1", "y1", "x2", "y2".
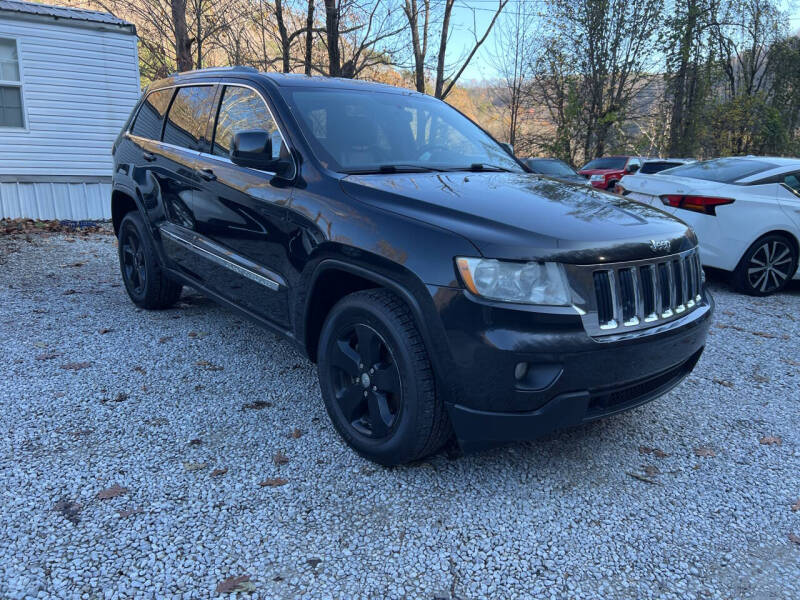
[{"x1": 111, "y1": 67, "x2": 713, "y2": 465}]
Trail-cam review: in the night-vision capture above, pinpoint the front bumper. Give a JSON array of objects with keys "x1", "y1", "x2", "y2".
[{"x1": 427, "y1": 286, "x2": 713, "y2": 446}]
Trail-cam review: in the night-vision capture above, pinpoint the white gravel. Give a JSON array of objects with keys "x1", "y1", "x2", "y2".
[{"x1": 0, "y1": 231, "x2": 798, "y2": 600}]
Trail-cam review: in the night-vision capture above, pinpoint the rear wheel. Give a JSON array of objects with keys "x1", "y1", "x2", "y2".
[
  {"x1": 118, "y1": 211, "x2": 182, "y2": 309},
  {"x1": 317, "y1": 289, "x2": 451, "y2": 465},
  {"x1": 733, "y1": 234, "x2": 798, "y2": 296}
]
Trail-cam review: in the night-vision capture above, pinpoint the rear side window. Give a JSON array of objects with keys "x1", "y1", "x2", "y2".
[
  {"x1": 664, "y1": 158, "x2": 777, "y2": 183},
  {"x1": 131, "y1": 89, "x2": 173, "y2": 140},
  {"x1": 640, "y1": 161, "x2": 682, "y2": 174},
  {"x1": 784, "y1": 173, "x2": 800, "y2": 195},
  {"x1": 212, "y1": 86, "x2": 283, "y2": 160},
  {"x1": 163, "y1": 85, "x2": 216, "y2": 152}
]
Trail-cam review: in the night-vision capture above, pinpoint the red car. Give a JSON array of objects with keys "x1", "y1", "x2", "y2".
[{"x1": 579, "y1": 156, "x2": 642, "y2": 190}]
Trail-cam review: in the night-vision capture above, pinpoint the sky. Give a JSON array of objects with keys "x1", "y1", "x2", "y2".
[{"x1": 447, "y1": 0, "x2": 800, "y2": 83}]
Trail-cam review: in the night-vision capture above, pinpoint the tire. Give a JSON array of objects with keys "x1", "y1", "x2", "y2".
[
  {"x1": 732, "y1": 234, "x2": 798, "y2": 296},
  {"x1": 118, "y1": 211, "x2": 183, "y2": 309},
  {"x1": 317, "y1": 289, "x2": 451, "y2": 466},
  {"x1": 607, "y1": 180, "x2": 619, "y2": 192}
]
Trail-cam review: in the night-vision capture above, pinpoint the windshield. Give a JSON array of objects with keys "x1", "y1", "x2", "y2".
[
  {"x1": 284, "y1": 88, "x2": 523, "y2": 174},
  {"x1": 526, "y1": 159, "x2": 576, "y2": 176},
  {"x1": 581, "y1": 157, "x2": 627, "y2": 170},
  {"x1": 660, "y1": 157, "x2": 777, "y2": 183}
]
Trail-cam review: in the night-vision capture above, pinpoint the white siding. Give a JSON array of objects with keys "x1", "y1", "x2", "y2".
[
  {"x1": 0, "y1": 17, "x2": 140, "y2": 178},
  {"x1": 0, "y1": 180, "x2": 111, "y2": 219}
]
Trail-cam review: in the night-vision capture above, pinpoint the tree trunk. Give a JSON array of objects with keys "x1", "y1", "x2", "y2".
[
  {"x1": 304, "y1": 0, "x2": 315, "y2": 75},
  {"x1": 434, "y1": 0, "x2": 455, "y2": 98},
  {"x1": 324, "y1": 0, "x2": 341, "y2": 77},
  {"x1": 275, "y1": 0, "x2": 291, "y2": 72},
  {"x1": 404, "y1": 0, "x2": 428, "y2": 93},
  {"x1": 171, "y1": 0, "x2": 193, "y2": 72}
]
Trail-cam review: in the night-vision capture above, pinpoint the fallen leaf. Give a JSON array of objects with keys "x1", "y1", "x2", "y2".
[
  {"x1": 188, "y1": 438, "x2": 202, "y2": 446},
  {"x1": 133, "y1": 366, "x2": 146, "y2": 374},
  {"x1": 783, "y1": 358, "x2": 800, "y2": 367},
  {"x1": 259, "y1": 478, "x2": 288, "y2": 487},
  {"x1": 752, "y1": 331, "x2": 775, "y2": 339},
  {"x1": 215, "y1": 575, "x2": 255, "y2": 594},
  {"x1": 158, "y1": 336, "x2": 171, "y2": 344},
  {"x1": 694, "y1": 447, "x2": 716, "y2": 458},
  {"x1": 306, "y1": 557, "x2": 322, "y2": 568},
  {"x1": 752, "y1": 373, "x2": 770, "y2": 383},
  {"x1": 626, "y1": 472, "x2": 658, "y2": 485},
  {"x1": 70, "y1": 428, "x2": 93, "y2": 437},
  {"x1": 98, "y1": 328, "x2": 112, "y2": 334},
  {"x1": 638, "y1": 446, "x2": 668, "y2": 458},
  {"x1": 289, "y1": 428, "x2": 303, "y2": 439},
  {"x1": 211, "y1": 468, "x2": 228, "y2": 477},
  {"x1": 760, "y1": 436, "x2": 782, "y2": 446},
  {"x1": 60, "y1": 361, "x2": 91, "y2": 371},
  {"x1": 791, "y1": 499, "x2": 800, "y2": 512},
  {"x1": 118, "y1": 507, "x2": 143, "y2": 518},
  {"x1": 642, "y1": 465, "x2": 660, "y2": 477},
  {"x1": 273, "y1": 452, "x2": 289, "y2": 465},
  {"x1": 242, "y1": 400, "x2": 272, "y2": 410},
  {"x1": 35, "y1": 352, "x2": 60, "y2": 361},
  {"x1": 97, "y1": 484, "x2": 128, "y2": 500},
  {"x1": 196, "y1": 360, "x2": 223, "y2": 371},
  {"x1": 53, "y1": 499, "x2": 82, "y2": 524},
  {"x1": 789, "y1": 533, "x2": 800, "y2": 545},
  {"x1": 712, "y1": 378, "x2": 734, "y2": 388},
  {"x1": 183, "y1": 462, "x2": 207, "y2": 472},
  {"x1": 63, "y1": 289, "x2": 77, "y2": 295},
  {"x1": 113, "y1": 392, "x2": 128, "y2": 403}
]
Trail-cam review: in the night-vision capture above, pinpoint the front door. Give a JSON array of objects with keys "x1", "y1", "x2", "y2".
[{"x1": 190, "y1": 83, "x2": 296, "y2": 330}]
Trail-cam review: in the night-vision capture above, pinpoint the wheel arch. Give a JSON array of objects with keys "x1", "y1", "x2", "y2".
[
  {"x1": 111, "y1": 188, "x2": 141, "y2": 236},
  {"x1": 741, "y1": 229, "x2": 800, "y2": 263}
]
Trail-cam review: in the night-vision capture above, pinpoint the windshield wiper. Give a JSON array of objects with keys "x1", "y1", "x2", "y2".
[
  {"x1": 447, "y1": 163, "x2": 514, "y2": 173},
  {"x1": 343, "y1": 164, "x2": 445, "y2": 174}
]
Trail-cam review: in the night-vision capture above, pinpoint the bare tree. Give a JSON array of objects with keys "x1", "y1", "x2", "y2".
[
  {"x1": 402, "y1": 0, "x2": 432, "y2": 93},
  {"x1": 434, "y1": 0, "x2": 507, "y2": 99}
]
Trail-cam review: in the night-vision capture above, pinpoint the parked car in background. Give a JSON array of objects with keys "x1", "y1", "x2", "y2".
[
  {"x1": 523, "y1": 157, "x2": 590, "y2": 185},
  {"x1": 619, "y1": 156, "x2": 800, "y2": 295},
  {"x1": 579, "y1": 156, "x2": 642, "y2": 189},
  {"x1": 638, "y1": 158, "x2": 695, "y2": 175},
  {"x1": 111, "y1": 68, "x2": 712, "y2": 465}
]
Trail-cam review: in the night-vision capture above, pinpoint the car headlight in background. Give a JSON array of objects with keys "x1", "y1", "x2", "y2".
[
  {"x1": 456, "y1": 257, "x2": 571, "y2": 305},
  {"x1": 589, "y1": 174, "x2": 605, "y2": 182}
]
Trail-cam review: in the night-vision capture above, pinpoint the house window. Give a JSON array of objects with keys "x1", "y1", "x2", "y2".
[{"x1": 0, "y1": 38, "x2": 24, "y2": 128}]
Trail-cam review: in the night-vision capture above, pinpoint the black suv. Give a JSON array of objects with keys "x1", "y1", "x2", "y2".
[{"x1": 111, "y1": 68, "x2": 713, "y2": 465}]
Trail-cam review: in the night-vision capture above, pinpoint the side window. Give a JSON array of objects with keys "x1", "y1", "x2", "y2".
[
  {"x1": 783, "y1": 173, "x2": 800, "y2": 195},
  {"x1": 213, "y1": 86, "x2": 283, "y2": 160},
  {"x1": 130, "y1": 88, "x2": 173, "y2": 140},
  {"x1": 163, "y1": 85, "x2": 216, "y2": 152},
  {"x1": 0, "y1": 38, "x2": 25, "y2": 128}
]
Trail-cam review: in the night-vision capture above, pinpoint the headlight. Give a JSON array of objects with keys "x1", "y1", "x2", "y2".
[
  {"x1": 590, "y1": 174, "x2": 605, "y2": 181},
  {"x1": 456, "y1": 257, "x2": 571, "y2": 305}
]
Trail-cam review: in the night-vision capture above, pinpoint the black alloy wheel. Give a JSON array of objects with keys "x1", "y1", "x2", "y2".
[
  {"x1": 328, "y1": 323, "x2": 402, "y2": 439},
  {"x1": 317, "y1": 289, "x2": 451, "y2": 465},
  {"x1": 121, "y1": 225, "x2": 147, "y2": 296},
  {"x1": 734, "y1": 234, "x2": 798, "y2": 296}
]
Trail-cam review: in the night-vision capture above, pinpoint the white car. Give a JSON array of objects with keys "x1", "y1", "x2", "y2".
[{"x1": 619, "y1": 156, "x2": 800, "y2": 295}]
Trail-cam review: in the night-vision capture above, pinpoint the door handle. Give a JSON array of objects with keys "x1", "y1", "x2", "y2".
[
  {"x1": 143, "y1": 152, "x2": 156, "y2": 162},
  {"x1": 197, "y1": 168, "x2": 217, "y2": 181}
]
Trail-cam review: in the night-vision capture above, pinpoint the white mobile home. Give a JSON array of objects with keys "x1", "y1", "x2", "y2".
[{"x1": 0, "y1": 0, "x2": 139, "y2": 220}]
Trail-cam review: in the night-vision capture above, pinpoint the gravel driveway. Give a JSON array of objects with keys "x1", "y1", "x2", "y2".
[{"x1": 1, "y1": 231, "x2": 798, "y2": 600}]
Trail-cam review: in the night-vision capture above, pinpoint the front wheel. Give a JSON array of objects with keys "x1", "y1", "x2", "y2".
[
  {"x1": 317, "y1": 289, "x2": 451, "y2": 465},
  {"x1": 732, "y1": 234, "x2": 798, "y2": 296}
]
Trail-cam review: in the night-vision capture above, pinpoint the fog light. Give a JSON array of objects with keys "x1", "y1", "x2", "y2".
[{"x1": 514, "y1": 362, "x2": 528, "y2": 381}]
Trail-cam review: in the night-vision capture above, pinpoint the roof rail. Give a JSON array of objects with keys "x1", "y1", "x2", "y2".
[{"x1": 167, "y1": 66, "x2": 259, "y2": 77}]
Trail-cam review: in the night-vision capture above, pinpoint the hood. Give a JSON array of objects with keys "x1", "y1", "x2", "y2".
[
  {"x1": 340, "y1": 172, "x2": 695, "y2": 263},
  {"x1": 578, "y1": 168, "x2": 620, "y2": 176}
]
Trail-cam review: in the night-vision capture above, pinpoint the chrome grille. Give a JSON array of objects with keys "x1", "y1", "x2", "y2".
[{"x1": 568, "y1": 248, "x2": 704, "y2": 336}]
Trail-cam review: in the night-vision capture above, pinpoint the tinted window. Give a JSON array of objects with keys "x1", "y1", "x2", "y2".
[
  {"x1": 285, "y1": 89, "x2": 522, "y2": 173},
  {"x1": 526, "y1": 159, "x2": 576, "y2": 177},
  {"x1": 213, "y1": 86, "x2": 283, "y2": 160},
  {"x1": 640, "y1": 161, "x2": 682, "y2": 174},
  {"x1": 663, "y1": 158, "x2": 777, "y2": 183},
  {"x1": 130, "y1": 88, "x2": 173, "y2": 139},
  {"x1": 582, "y1": 157, "x2": 627, "y2": 170},
  {"x1": 163, "y1": 86, "x2": 216, "y2": 151}
]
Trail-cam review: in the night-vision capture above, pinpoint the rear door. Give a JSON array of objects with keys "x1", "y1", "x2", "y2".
[
  {"x1": 189, "y1": 82, "x2": 296, "y2": 329},
  {"x1": 776, "y1": 172, "x2": 800, "y2": 231},
  {"x1": 155, "y1": 84, "x2": 218, "y2": 277}
]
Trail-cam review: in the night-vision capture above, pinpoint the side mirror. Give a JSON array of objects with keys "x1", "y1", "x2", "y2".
[
  {"x1": 231, "y1": 130, "x2": 293, "y2": 176},
  {"x1": 499, "y1": 142, "x2": 514, "y2": 155}
]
